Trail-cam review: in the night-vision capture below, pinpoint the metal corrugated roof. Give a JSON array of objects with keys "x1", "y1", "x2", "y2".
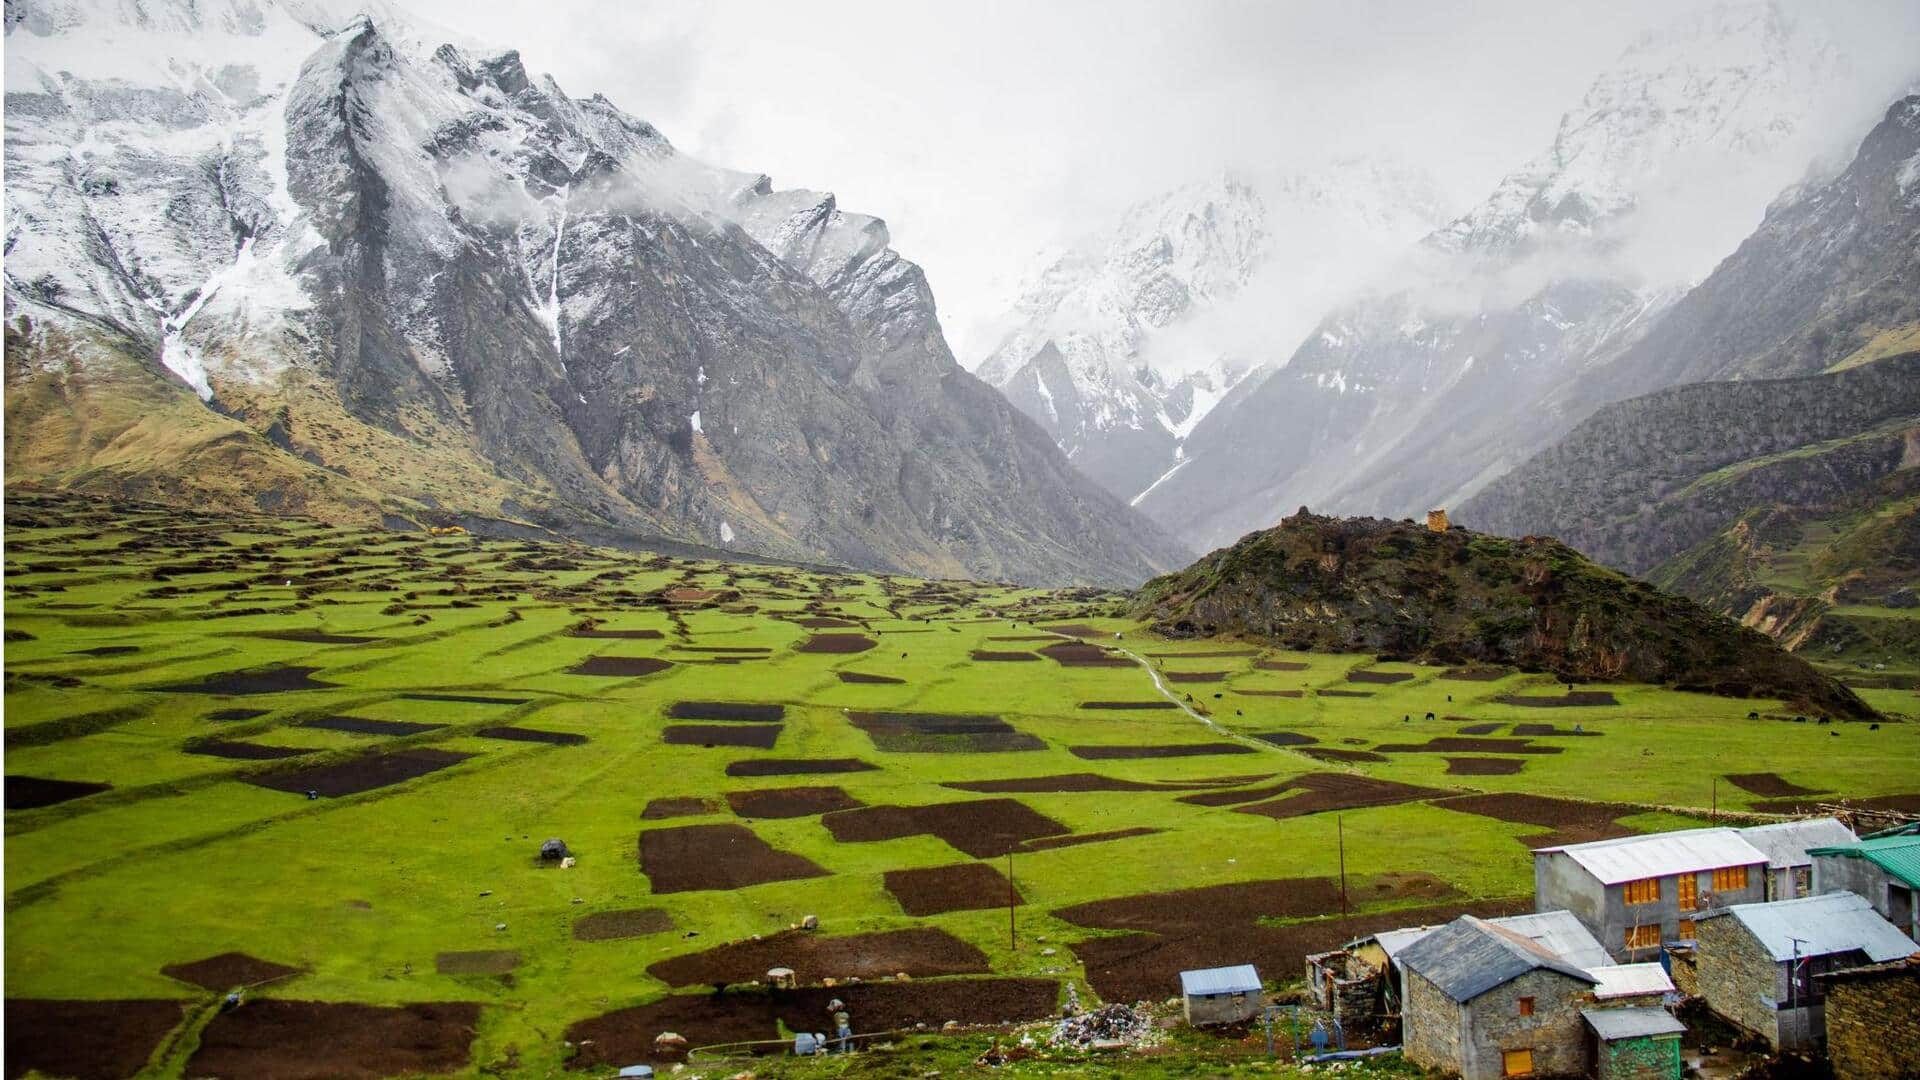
[
  {"x1": 1366, "y1": 911, "x2": 1608, "y2": 970},
  {"x1": 1397, "y1": 916, "x2": 1596, "y2": 1003},
  {"x1": 1535, "y1": 827, "x2": 1767, "y2": 885},
  {"x1": 1724, "y1": 892, "x2": 1917, "y2": 963},
  {"x1": 1808, "y1": 833, "x2": 1920, "y2": 888},
  {"x1": 1180, "y1": 964, "x2": 1262, "y2": 996},
  {"x1": 1582, "y1": 1006, "x2": 1685, "y2": 1041},
  {"x1": 1587, "y1": 963, "x2": 1676, "y2": 999},
  {"x1": 1371, "y1": 927, "x2": 1438, "y2": 961},
  {"x1": 1738, "y1": 819, "x2": 1857, "y2": 870}
]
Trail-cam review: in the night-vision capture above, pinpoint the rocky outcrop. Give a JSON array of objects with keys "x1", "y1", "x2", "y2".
[{"x1": 1131, "y1": 512, "x2": 1874, "y2": 719}]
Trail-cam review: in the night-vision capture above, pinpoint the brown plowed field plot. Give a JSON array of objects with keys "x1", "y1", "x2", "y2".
[
  {"x1": 885, "y1": 862, "x2": 1022, "y2": 916},
  {"x1": 797, "y1": 616, "x2": 860, "y2": 628},
  {"x1": 5, "y1": 775, "x2": 112, "y2": 809},
  {"x1": 1042, "y1": 624, "x2": 1106, "y2": 637},
  {"x1": 1237, "y1": 689, "x2": 1305, "y2": 697},
  {"x1": 568, "y1": 627, "x2": 664, "y2": 639},
  {"x1": 302, "y1": 715, "x2": 445, "y2": 737},
  {"x1": 1057, "y1": 877, "x2": 1344, "y2": 932},
  {"x1": 1510, "y1": 723, "x2": 1601, "y2": 737},
  {"x1": 1724, "y1": 773, "x2": 1823, "y2": 797},
  {"x1": 642, "y1": 796, "x2": 716, "y2": 819},
  {"x1": 1256, "y1": 660, "x2": 1310, "y2": 671},
  {"x1": 1456, "y1": 722, "x2": 1503, "y2": 735},
  {"x1": 1254, "y1": 731, "x2": 1316, "y2": 747},
  {"x1": 1079, "y1": 700, "x2": 1178, "y2": 710},
  {"x1": 1236, "y1": 774, "x2": 1448, "y2": 819},
  {"x1": 250, "y1": 630, "x2": 377, "y2": 645},
  {"x1": 796, "y1": 634, "x2": 876, "y2": 654},
  {"x1": 1067, "y1": 898, "x2": 1523, "y2": 1003},
  {"x1": 727, "y1": 786, "x2": 864, "y2": 818},
  {"x1": 162, "y1": 952, "x2": 302, "y2": 990},
  {"x1": 646, "y1": 927, "x2": 990, "y2": 987},
  {"x1": 1068, "y1": 743, "x2": 1254, "y2": 760},
  {"x1": 476, "y1": 726, "x2": 588, "y2": 746},
  {"x1": 187, "y1": 999, "x2": 480, "y2": 1080},
  {"x1": 638, "y1": 823, "x2": 829, "y2": 893},
  {"x1": 1317, "y1": 689, "x2": 1373, "y2": 698},
  {"x1": 1021, "y1": 827, "x2": 1161, "y2": 852},
  {"x1": 207, "y1": 709, "x2": 270, "y2": 722},
  {"x1": 668, "y1": 702, "x2": 786, "y2": 722},
  {"x1": 1446, "y1": 757, "x2": 1526, "y2": 776},
  {"x1": 1039, "y1": 641, "x2": 1131, "y2": 667},
  {"x1": 824, "y1": 798, "x2": 1068, "y2": 858},
  {"x1": 726, "y1": 758, "x2": 878, "y2": 777},
  {"x1": 399, "y1": 692, "x2": 529, "y2": 705},
  {"x1": 1495, "y1": 691, "x2": 1618, "y2": 707},
  {"x1": 1348, "y1": 670, "x2": 1415, "y2": 684},
  {"x1": 971, "y1": 650, "x2": 1040, "y2": 661},
  {"x1": 662, "y1": 724, "x2": 782, "y2": 748},
  {"x1": 574, "y1": 907, "x2": 675, "y2": 941},
  {"x1": 245, "y1": 749, "x2": 475, "y2": 798},
  {"x1": 941, "y1": 773, "x2": 1265, "y2": 794},
  {"x1": 1298, "y1": 747, "x2": 1388, "y2": 763},
  {"x1": 664, "y1": 588, "x2": 718, "y2": 603},
  {"x1": 848, "y1": 712, "x2": 1044, "y2": 753},
  {"x1": 5, "y1": 999, "x2": 185, "y2": 1080},
  {"x1": 837, "y1": 671, "x2": 904, "y2": 685},
  {"x1": 569, "y1": 656, "x2": 672, "y2": 677},
  {"x1": 1374, "y1": 737, "x2": 1561, "y2": 755},
  {"x1": 435, "y1": 950, "x2": 519, "y2": 976},
  {"x1": 566, "y1": 979, "x2": 1059, "y2": 1068},
  {"x1": 1441, "y1": 667, "x2": 1509, "y2": 681},
  {"x1": 1432, "y1": 792, "x2": 1641, "y2": 846},
  {"x1": 1178, "y1": 780, "x2": 1303, "y2": 807},
  {"x1": 1164, "y1": 671, "x2": 1226, "y2": 683},
  {"x1": 162, "y1": 665, "x2": 337, "y2": 694}
]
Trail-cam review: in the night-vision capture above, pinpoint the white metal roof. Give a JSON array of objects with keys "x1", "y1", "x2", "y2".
[
  {"x1": 1738, "y1": 818, "x2": 1857, "y2": 870},
  {"x1": 1582, "y1": 1006, "x2": 1685, "y2": 1041},
  {"x1": 1368, "y1": 911, "x2": 1608, "y2": 970},
  {"x1": 1534, "y1": 827, "x2": 1767, "y2": 885},
  {"x1": 1180, "y1": 964, "x2": 1262, "y2": 996},
  {"x1": 1720, "y1": 891, "x2": 1918, "y2": 963},
  {"x1": 1587, "y1": 963, "x2": 1676, "y2": 999}
]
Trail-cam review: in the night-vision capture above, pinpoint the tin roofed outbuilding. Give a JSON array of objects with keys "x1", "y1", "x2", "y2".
[
  {"x1": 1179, "y1": 965, "x2": 1261, "y2": 1026},
  {"x1": 1810, "y1": 830, "x2": 1920, "y2": 941}
]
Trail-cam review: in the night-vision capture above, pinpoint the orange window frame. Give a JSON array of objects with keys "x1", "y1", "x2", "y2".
[
  {"x1": 1677, "y1": 873, "x2": 1699, "y2": 911},
  {"x1": 1623, "y1": 877, "x2": 1660, "y2": 905},
  {"x1": 1625, "y1": 924, "x2": 1660, "y2": 951},
  {"x1": 1713, "y1": 865, "x2": 1749, "y2": 892}
]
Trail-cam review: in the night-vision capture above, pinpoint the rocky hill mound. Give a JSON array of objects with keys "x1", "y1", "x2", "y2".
[{"x1": 1132, "y1": 512, "x2": 1874, "y2": 719}]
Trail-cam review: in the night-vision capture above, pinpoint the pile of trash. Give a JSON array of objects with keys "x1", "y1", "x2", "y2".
[{"x1": 1049, "y1": 1003, "x2": 1151, "y2": 1049}]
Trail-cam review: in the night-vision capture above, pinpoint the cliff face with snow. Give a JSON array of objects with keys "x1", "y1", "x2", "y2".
[
  {"x1": 1137, "y1": 1, "x2": 1907, "y2": 552},
  {"x1": 2, "y1": 0, "x2": 1189, "y2": 585},
  {"x1": 973, "y1": 166, "x2": 1447, "y2": 504}
]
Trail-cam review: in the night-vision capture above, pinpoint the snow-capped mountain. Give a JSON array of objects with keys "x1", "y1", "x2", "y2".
[
  {"x1": 3, "y1": 0, "x2": 1189, "y2": 584},
  {"x1": 1139, "y1": 0, "x2": 1914, "y2": 551},
  {"x1": 973, "y1": 164, "x2": 1449, "y2": 503}
]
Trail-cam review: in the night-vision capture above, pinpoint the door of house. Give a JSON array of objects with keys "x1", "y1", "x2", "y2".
[{"x1": 1502, "y1": 1047, "x2": 1534, "y2": 1076}]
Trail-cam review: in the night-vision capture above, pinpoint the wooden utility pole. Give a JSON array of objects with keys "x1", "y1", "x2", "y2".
[
  {"x1": 1007, "y1": 849, "x2": 1017, "y2": 952},
  {"x1": 1337, "y1": 816, "x2": 1348, "y2": 920},
  {"x1": 1711, "y1": 778, "x2": 1718, "y2": 821}
]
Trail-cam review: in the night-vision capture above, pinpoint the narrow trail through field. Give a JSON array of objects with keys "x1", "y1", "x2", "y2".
[{"x1": 1098, "y1": 640, "x2": 1322, "y2": 767}]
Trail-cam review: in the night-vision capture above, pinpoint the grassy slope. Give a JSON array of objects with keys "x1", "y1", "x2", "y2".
[{"x1": 6, "y1": 494, "x2": 1917, "y2": 1077}]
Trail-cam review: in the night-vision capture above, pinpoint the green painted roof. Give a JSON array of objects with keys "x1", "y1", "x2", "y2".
[{"x1": 1808, "y1": 834, "x2": 1920, "y2": 888}]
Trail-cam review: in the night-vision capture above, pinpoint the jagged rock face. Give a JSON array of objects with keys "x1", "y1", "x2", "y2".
[
  {"x1": 973, "y1": 167, "x2": 1447, "y2": 504},
  {"x1": 1137, "y1": 2, "x2": 1901, "y2": 550},
  {"x1": 1132, "y1": 512, "x2": 1875, "y2": 719},
  {"x1": 2, "y1": 0, "x2": 1188, "y2": 585},
  {"x1": 1457, "y1": 355, "x2": 1920, "y2": 575}
]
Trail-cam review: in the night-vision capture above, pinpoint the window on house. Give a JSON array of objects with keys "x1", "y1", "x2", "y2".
[
  {"x1": 1677, "y1": 873, "x2": 1698, "y2": 911},
  {"x1": 1623, "y1": 877, "x2": 1660, "y2": 905},
  {"x1": 1713, "y1": 865, "x2": 1750, "y2": 892},
  {"x1": 1502, "y1": 1047, "x2": 1535, "y2": 1076},
  {"x1": 1625, "y1": 924, "x2": 1660, "y2": 951},
  {"x1": 1517, "y1": 996, "x2": 1535, "y2": 1017},
  {"x1": 1676, "y1": 920, "x2": 1696, "y2": 941}
]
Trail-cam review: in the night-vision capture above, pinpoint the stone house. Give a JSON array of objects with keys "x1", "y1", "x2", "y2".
[
  {"x1": 1814, "y1": 955, "x2": 1920, "y2": 1080},
  {"x1": 1534, "y1": 828, "x2": 1769, "y2": 961},
  {"x1": 1738, "y1": 818, "x2": 1856, "y2": 900},
  {"x1": 1179, "y1": 964, "x2": 1262, "y2": 1026},
  {"x1": 1581, "y1": 1006, "x2": 1684, "y2": 1080},
  {"x1": 1690, "y1": 891, "x2": 1916, "y2": 1050},
  {"x1": 1397, "y1": 915, "x2": 1600, "y2": 1079},
  {"x1": 1809, "y1": 827, "x2": 1920, "y2": 941}
]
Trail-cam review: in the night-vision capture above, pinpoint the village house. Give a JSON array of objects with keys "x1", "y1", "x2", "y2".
[
  {"x1": 1689, "y1": 891, "x2": 1916, "y2": 1050},
  {"x1": 1534, "y1": 828, "x2": 1770, "y2": 960},
  {"x1": 1809, "y1": 826, "x2": 1920, "y2": 941},
  {"x1": 1307, "y1": 910, "x2": 1610, "y2": 1032},
  {"x1": 1812, "y1": 954, "x2": 1920, "y2": 1080},
  {"x1": 1738, "y1": 818, "x2": 1857, "y2": 900},
  {"x1": 1580, "y1": 1006, "x2": 1685, "y2": 1080},
  {"x1": 1396, "y1": 915, "x2": 1601, "y2": 1079},
  {"x1": 1178, "y1": 964, "x2": 1262, "y2": 1026}
]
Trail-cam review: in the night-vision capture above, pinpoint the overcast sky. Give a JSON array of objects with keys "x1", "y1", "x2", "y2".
[{"x1": 406, "y1": 0, "x2": 1919, "y2": 361}]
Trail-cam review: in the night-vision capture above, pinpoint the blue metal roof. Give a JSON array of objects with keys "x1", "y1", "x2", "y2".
[{"x1": 1180, "y1": 964, "x2": 1262, "y2": 996}]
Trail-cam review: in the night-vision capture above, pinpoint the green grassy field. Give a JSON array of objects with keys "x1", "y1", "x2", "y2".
[{"x1": 6, "y1": 492, "x2": 1917, "y2": 1078}]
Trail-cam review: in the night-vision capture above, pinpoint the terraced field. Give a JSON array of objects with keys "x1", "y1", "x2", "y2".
[{"x1": 6, "y1": 492, "x2": 1917, "y2": 1077}]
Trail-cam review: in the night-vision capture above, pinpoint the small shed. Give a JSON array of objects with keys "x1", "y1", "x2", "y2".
[
  {"x1": 1586, "y1": 963, "x2": 1676, "y2": 1006},
  {"x1": 1180, "y1": 964, "x2": 1262, "y2": 1025},
  {"x1": 1582, "y1": 1007, "x2": 1684, "y2": 1080}
]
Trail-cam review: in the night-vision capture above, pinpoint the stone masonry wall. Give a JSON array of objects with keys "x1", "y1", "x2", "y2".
[
  {"x1": 1403, "y1": 970, "x2": 1464, "y2": 1076},
  {"x1": 1823, "y1": 965, "x2": 1920, "y2": 1080},
  {"x1": 1457, "y1": 968, "x2": 1593, "y2": 1079},
  {"x1": 1693, "y1": 914, "x2": 1783, "y2": 1046}
]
